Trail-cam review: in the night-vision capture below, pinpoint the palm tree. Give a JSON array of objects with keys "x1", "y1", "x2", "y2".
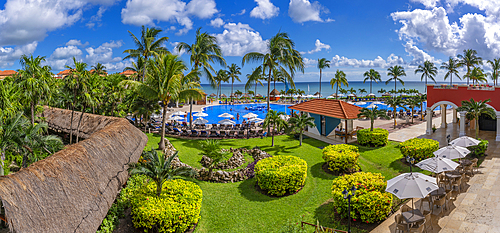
[
  {"x1": 0, "y1": 113, "x2": 25, "y2": 175},
  {"x1": 457, "y1": 49, "x2": 483, "y2": 85},
  {"x1": 357, "y1": 107, "x2": 389, "y2": 131},
  {"x1": 123, "y1": 25, "x2": 169, "y2": 82},
  {"x1": 405, "y1": 98, "x2": 421, "y2": 124},
  {"x1": 363, "y1": 69, "x2": 381, "y2": 94},
  {"x1": 131, "y1": 96, "x2": 160, "y2": 132},
  {"x1": 242, "y1": 31, "x2": 304, "y2": 114},
  {"x1": 228, "y1": 64, "x2": 241, "y2": 104},
  {"x1": 441, "y1": 57, "x2": 461, "y2": 85},
  {"x1": 415, "y1": 61, "x2": 437, "y2": 92},
  {"x1": 358, "y1": 88, "x2": 367, "y2": 96},
  {"x1": 378, "y1": 88, "x2": 387, "y2": 94},
  {"x1": 215, "y1": 69, "x2": 229, "y2": 101},
  {"x1": 128, "y1": 148, "x2": 196, "y2": 197},
  {"x1": 176, "y1": 27, "x2": 226, "y2": 128},
  {"x1": 287, "y1": 113, "x2": 315, "y2": 146},
  {"x1": 64, "y1": 57, "x2": 88, "y2": 144},
  {"x1": 317, "y1": 58, "x2": 331, "y2": 98},
  {"x1": 17, "y1": 55, "x2": 53, "y2": 125},
  {"x1": 385, "y1": 96, "x2": 406, "y2": 129},
  {"x1": 121, "y1": 53, "x2": 203, "y2": 150},
  {"x1": 199, "y1": 139, "x2": 230, "y2": 179},
  {"x1": 487, "y1": 58, "x2": 500, "y2": 86},
  {"x1": 457, "y1": 98, "x2": 496, "y2": 138},
  {"x1": 18, "y1": 121, "x2": 63, "y2": 167},
  {"x1": 0, "y1": 80, "x2": 20, "y2": 118},
  {"x1": 330, "y1": 70, "x2": 348, "y2": 99},
  {"x1": 262, "y1": 110, "x2": 286, "y2": 147},
  {"x1": 468, "y1": 67, "x2": 487, "y2": 84},
  {"x1": 386, "y1": 65, "x2": 406, "y2": 93},
  {"x1": 91, "y1": 63, "x2": 107, "y2": 76},
  {"x1": 416, "y1": 94, "x2": 427, "y2": 121},
  {"x1": 124, "y1": 56, "x2": 145, "y2": 81},
  {"x1": 245, "y1": 67, "x2": 264, "y2": 98}
]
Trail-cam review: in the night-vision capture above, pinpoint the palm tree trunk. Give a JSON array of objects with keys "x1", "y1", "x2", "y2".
[
  {"x1": 425, "y1": 77, "x2": 427, "y2": 93},
  {"x1": 393, "y1": 107, "x2": 397, "y2": 129},
  {"x1": 271, "y1": 125, "x2": 275, "y2": 147},
  {"x1": 76, "y1": 104, "x2": 86, "y2": 143},
  {"x1": 0, "y1": 151, "x2": 5, "y2": 176},
  {"x1": 336, "y1": 85, "x2": 339, "y2": 100},
  {"x1": 158, "y1": 104, "x2": 168, "y2": 150},
  {"x1": 370, "y1": 80, "x2": 372, "y2": 94},
  {"x1": 319, "y1": 69, "x2": 322, "y2": 98},
  {"x1": 395, "y1": 78, "x2": 397, "y2": 93},
  {"x1": 156, "y1": 181, "x2": 162, "y2": 197},
  {"x1": 299, "y1": 131, "x2": 303, "y2": 146},
  {"x1": 69, "y1": 103, "x2": 75, "y2": 144},
  {"x1": 30, "y1": 101, "x2": 35, "y2": 126},
  {"x1": 475, "y1": 118, "x2": 479, "y2": 139},
  {"x1": 189, "y1": 98, "x2": 193, "y2": 130},
  {"x1": 450, "y1": 74, "x2": 453, "y2": 85},
  {"x1": 411, "y1": 107, "x2": 414, "y2": 123},
  {"x1": 370, "y1": 119, "x2": 374, "y2": 131},
  {"x1": 231, "y1": 81, "x2": 234, "y2": 104},
  {"x1": 255, "y1": 82, "x2": 257, "y2": 99},
  {"x1": 267, "y1": 69, "x2": 271, "y2": 132}
]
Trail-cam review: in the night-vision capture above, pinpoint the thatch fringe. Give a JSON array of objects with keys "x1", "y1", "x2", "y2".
[{"x1": 0, "y1": 107, "x2": 147, "y2": 233}]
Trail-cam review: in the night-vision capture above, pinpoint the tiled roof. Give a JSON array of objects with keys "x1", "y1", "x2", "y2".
[
  {"x1": 119, "y1": 70, "x2": 137, "y2": 75},
  {"x1": 0, "y1": 70, "x2": 17, "y2": 76},
  {"x1": 288, "y1": 99, "x2": 362, "y2": 119},
  {"x1": 57, "y1": 69, "x2": 72, "y2": 75}
]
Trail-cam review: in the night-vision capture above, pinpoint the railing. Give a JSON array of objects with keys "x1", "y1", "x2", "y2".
[
  {"x1": 433, "y1": 84, "x2": 458, "y2": 89},
  {"x1": 467, "y1": 85, "x2": 495, "y2": 91}
]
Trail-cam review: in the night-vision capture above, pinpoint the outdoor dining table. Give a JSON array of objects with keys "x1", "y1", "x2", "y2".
[
  {"x1": 459, "y1": 159, "x2": 472, "y2": 166},
  {"x1": 402, "y1": 209, "x2": 425, "y2": 224},
  {"x1": 430, "y1": 187, "x2": 446, "y2": 197},
  {"x1": 445, "y1": 171, "x2": 462, "y2": 179}
]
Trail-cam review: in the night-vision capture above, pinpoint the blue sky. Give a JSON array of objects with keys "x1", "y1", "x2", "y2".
[{"x1": 0, "y1": 0, "x2": 497, "y2": 83}]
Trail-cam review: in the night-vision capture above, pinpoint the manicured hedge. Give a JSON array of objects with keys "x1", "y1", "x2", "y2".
[
  {"x1": 399, "y1": 138, "x2": 439, "y2": 162},
  {"x1": 130, "y1": 179, "x2": 202, "y2": 233},
  {"x1": 467, "y1": 139, "x2": 489, "y2": 157},
  {"x1": 322, "y1": 144, "x2": 360, "y2": 174},
  {"x1": 255, "y1": 155, "x2": 307, "y2": 196},
  {"x1": 331, "y1": 172, "x2": 392, "y2": 223},
  {"x1": 357, "y1": 128, "x2": 389, "y2": 147}
]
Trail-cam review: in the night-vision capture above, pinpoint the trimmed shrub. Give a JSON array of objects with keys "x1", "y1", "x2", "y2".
[
  {"x1": 331, "y1": 172, "x2": 392, "y2": 223},
  {"x1": 357, "y1": 128, "x2": 389, "y2": 147},
  {"x1": 400, "y1": 138, "x2": 439, "y2": 162},
  {"x1": 255, "y1": 155, "x2": 307, "y2": 196},
  {"x1": 467, "y1": 139, "x2": 489, "y2": 157},
  {"x1": 322, "y1": 144, "x2": 360, "y2": 174},
  {"x1": 130, "y1": 179, "x2": 202, "y2": 233}
]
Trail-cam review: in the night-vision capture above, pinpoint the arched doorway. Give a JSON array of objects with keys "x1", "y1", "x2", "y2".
[{"x1": 426, "y1": 101, "x2": 459, "y2": 135}]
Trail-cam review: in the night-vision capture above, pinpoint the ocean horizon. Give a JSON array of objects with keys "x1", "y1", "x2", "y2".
[{"x1": 200, "y1": 81, "x2": 468, "y2": 97}]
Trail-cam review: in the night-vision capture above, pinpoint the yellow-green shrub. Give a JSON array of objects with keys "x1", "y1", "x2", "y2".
[
  {"x1": 130, "y1": 179, "x2": 202, "y2": 233},
  {"x1": 331, "y1": 172, "x2": 392, "y2": 223},
  {"x1": 400, "y1": 138, "x2": 439, "y2": 162},
  {"x1": 322, "y1": 144, "x2": 360, "y2": 174},
  {"x1": 357, "y1": 128, "x2": 389, "y2": 147},
  {"x1": 255, "y1": 155, "x2": 307, "y2": 196}
]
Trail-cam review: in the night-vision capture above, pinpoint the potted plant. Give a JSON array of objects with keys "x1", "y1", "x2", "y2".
[{"x1": 432, "y1": 124, "x2": 437, "y2": 133}]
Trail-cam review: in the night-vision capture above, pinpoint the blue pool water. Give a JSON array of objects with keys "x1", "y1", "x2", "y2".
[{"x1": 182, "y1": 102, "x2": 451, "y2": 125}]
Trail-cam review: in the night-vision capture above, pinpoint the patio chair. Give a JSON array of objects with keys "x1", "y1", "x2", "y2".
[
  {"x1": 394, "y1": 214, "x2": 409, "y2": 233},
  {"x1": 237, "y1": 131, "x2": 245, "y2": 138},
  {"x1": 471, "y1": 158, "x2": 479, "y2": 174},
  {"x1": 409, "y1": 219, "x2": 425, "y2": 233},
  {"x1": 219, "y1": 131, "x2": 227, "y2": 138},
  {"x1": 419, "y1": 195, "x2": 432, "y2": 211},
  {"x1": 200, "y1": 131, "x2": 208, "y2": 137},
  {"x1": 422, "y1": 210, "x2": 433, "y2": 233},
  {"x1": 208, "y1": 130, "x2": 218, "y2": 138},
  {"x1": 180, "y1": 129, "x2": 190, "y2": 137},
  {"x1": 400, "y1": 204, "x2": 412, "y2": 213},
  {"x1": 228, "y1": 131, "x2": 236, "y2": 138},
  {"x1": 173, "y1": 128, "x2": 182, "y2": 135},
  {"x1": 211, "y1": 124, "x2": 218, "y2": 130},
  {"x1": 190, "y1": 130, "x2": 199, "y2": 137},
  {"x1": 464, "y1": 164, "x2": 474, "y2": 178},
  {"x1": 432, "y1": 196, "x2": 447, "y2": 216},
  {"x1": 451, "y1": 174, "x2": 463, "y2": 193}
]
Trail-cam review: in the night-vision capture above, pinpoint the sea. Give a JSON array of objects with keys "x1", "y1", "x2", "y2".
[{"x1": 200, "y1": 81, "x2": 466, "y2": 97}]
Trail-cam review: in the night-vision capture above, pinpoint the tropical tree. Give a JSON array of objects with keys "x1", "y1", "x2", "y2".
[
  {"x1": 378, "y1": 88, "x2": 387, "y2": 94},
  {"x1": 363, "y1": 69, "x2": 381, "y2": 94},
  {"x1": 468, "y1": 67, "x2": 487, "y2": 84},
  {"x1": 245, "y1": 67, "x2": 264, "y2": 98},
  {"x1": 330, "y1": 70, "x2": 348, "y2": 99},
  {"x1": 242, "y1": 31, "x2": 304, "y2": 113},
  {"x1": 405, "y1": 97, "x2": 421, "y2": 124},
  {"x1": 0, "y1": 113, "x2": 25, "y2": 175},
  {"x1": 347, "y1": 87, "x2": 356, "y2": 95},
  {"x1": 262, "y1": 110, "x2": 286, "y2": 147},
  {"x1": 17, "y1": 55, "x2": 53, "y2": 125},
  {"x1": 416, "y1": 94, "x2": 427, "y2": 121},
  {"x1": 287, "y1": 113, "x2": 315, "y2": 146},
  {"x1": 18, "y1": 122, "x2": 63, "y2": 167},
  {"x1": 441, "y1": 57, "x2": 461, "y2": 85},
  {"x1": 385, "y1": 96, "x2": 406, "y2": 129},
  {"x1": 339, "y1": 88, "x2": 348, "y2": 95},
  {"x1": 121, "y1": 53, "x2": 203, "y2": 150},
  {"x1": 228, "y1": 64, "x2": 241, "y2": 104},
  {"x1": 487, "y1": 58, "x2": 500, "y2": 86},
  {"x1": 131, "y1": 96, "x2": 160, "y2": 132},
  {"x1": 215, "y1": 69, "x2": 229, "y2": 100},
  {"x1": 123, "y1": 25, "x2": 169, "y2": 82},
  {"x1": 457, "y1": 98, "x2": 496, "y2": 138},
  {"x1": 124, "y1": 56, "x2": 145, "y2": 81},
  {"x1": 199, "y1": 139, "x2": 230, "y2": 179},
  {"x1": 317, "y1": 58, "x2": 331, "y2": 98},
  {"x1": 0, "y1": 79, "x2": 20, "y2": 118},
  {"x1": 64, "y1": 57, "x2": 89, "y2": 144},
  {"x1": 91, "y1": 63, "x2": 107, "y2": 76},
  {"x1": 357, "y1": 107, "x2": 389, "y2": 131},
  {"x1": 128, "y1": 148, "x2": 196, "y2": 197},
  {"x1": 386, "y1": 65, "x2": 406, "y2": 93},
  {"x1": 458, "y1": 49, "x2": 483, "y2": 85},
  {"x1": 415, "y1": 61, "x2": 437, "y2": 92},
  {"x1": 358, "y1": 88, "x2": 367, "y2": 96}
]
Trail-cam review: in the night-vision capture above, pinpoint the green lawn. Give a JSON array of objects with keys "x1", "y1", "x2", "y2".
[{"x1": 144, "y1": 134, "x2": 417, "y2": 233}]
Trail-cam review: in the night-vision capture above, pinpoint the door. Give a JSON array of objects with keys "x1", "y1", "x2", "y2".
[{"x1": 321, "y1": 116, "x2": 326, "y2": 136}]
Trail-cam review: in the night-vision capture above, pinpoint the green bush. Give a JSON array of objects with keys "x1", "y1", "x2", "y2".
[
  {"x1": 130, "y1": 179, "x2": 202, "y2": 233},
  {"x1": 399, "y1": 138, "x2": 439, "y2": 162},
  {"x1": 255, "y1": 155, "x2": 307, "y2": 196},
  {"x1": 357, "y1": 128, "x2": 389, "y2": 147},
  {"x1": 322, "y1": 144, "x2": 360, "y2": 174},
  {"x1": 331, "y1": 172, "x2": 392, "y2": 223},
  {"x1": 467, "y1": 139, "x2": 489, "y2": 157}
]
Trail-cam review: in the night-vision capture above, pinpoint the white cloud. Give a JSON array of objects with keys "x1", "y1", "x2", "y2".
[
  {"x1": 210, "y1": 17, "x2": 224, "y2": 28},
  {"x1": 330, "y1": 54, "x2": 406, "y2": 68},
  {"x1": 288, "y1": 0, "x2": 326, "y2": 23},
  {"x1": 66, "y1": 39, "x2": 88, "y2": 47},
  {"x1": 121, "y1": 0, "x2": 218, "y2": 35},
  {"x1": 0, "y1": 42, "x2": 37, "y2": 68},
  {"x1": 231, "y1": 9, "x2": 246, "y2": 16},
  {"x1": 213, "y1": 22, "x2": 268, "y2": 56},
  {"x1": 305, "y1": 39, "x2": 330, "y2": 54},
  {"x1": 51, "y1": 46, "x2": 83, "y2": 59},
  {"x1": 250, "y1": 0, "x2": 279, "y2": 20},
  {"x1": 86, "y1": 6, "x2": 107, "y2": 28},
  {"x1": 303, "y1": 58, "x2": 317, "y2": 68},
  {"x1": 404, "y1": 41, "x2": 441, "y2": 66},
  {"x1": 410, "y1": 0, "x2": 440, "y2": 8},
  {"x1": 170, "y1": 42, "x2": 185, "y2": 55}
]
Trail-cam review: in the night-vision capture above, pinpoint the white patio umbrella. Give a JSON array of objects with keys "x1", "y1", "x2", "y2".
[
  {"x1": 193, "y1": 117, "x2": 209, "y2": 125},
  {"x1": 337, "y1": 93, "x2": 344, "y2": 97},
  {"x1": 386, "y1": 172, "x2": 438, "y2": 210},
  {"x1": 367, "y1": 93, "x2": 376, "y2": 96},
  {"x1": 248, "y1": 117, "x2": 264, "y2": 122},
  {"x1": 243, "y1": 113, "x2": 259, "y2": 119},
  {"x1": 372, "y1": 101, "x2": 384, "y2": 104},
  {"x1": 347, "y1": 94, "x2": 356, "y2": 97},
  {"x1": 218, "y1": 119, "x2": 235, "y2": 125},
  {"x1": 450, "y1": 136, "x2": 481, "y2": 147},
  {"x1": 326, "y1": 95, "x2": 335, "y2": 99},
  {"x1": 433, "y1": 145, "x2": 470, "y2": 159},
  {"x1": 193, "y1": 112, "x2": 208, "y2": 117},
  {"x1": 218, "y1": 113, "x2": 234, "y2": 118},
  {"x1": 279, "y1": 115, "x2": 290, "y2": 121},
  {"x1": 168, "y1": 115, "x2": 184, "y2": 121},
  {"x1": 366, "y1": 103, "x2": 377, "y2": 109},
  {"x1": 416, "y1": 157, "x2": 459, "y2": 173},
  {"x1": 354, "y1": 101, "x2": 366, "y2": 105},
  {"x1": 171, "y1": 111, "x2": 186, "y2": 116}
]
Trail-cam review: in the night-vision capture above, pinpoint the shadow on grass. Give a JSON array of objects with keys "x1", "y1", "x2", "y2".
[
  {"x1": 310, "y1": 162, "x2": 336, "y2": 180},
  {"x1": 237, "y1": 178, "x2": 275, "y2": 202},
  {"x1": 260, "y1": 144, "x2": 296, "y2": 155},
  {"x1": 313, "y1": 200, "x2": 338, "y2": 229}
]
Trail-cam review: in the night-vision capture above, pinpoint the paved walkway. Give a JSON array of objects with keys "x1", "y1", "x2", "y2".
[{"x1": 371, "y1": 121, "x2": 500, "y2": 233}]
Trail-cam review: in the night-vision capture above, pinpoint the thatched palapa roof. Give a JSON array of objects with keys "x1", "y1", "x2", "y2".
[
  {"x1": 0, "y1": 107, "x2": 147, "y2": 232},
  {"x1": 270, "y1": 89, "x2": 280, "y2": 96}
]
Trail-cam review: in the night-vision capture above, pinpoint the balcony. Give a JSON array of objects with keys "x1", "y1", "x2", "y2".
[
  {"x1": 467, "y1": 84, "x2": 495, "y2": 91},
  {"x1": 433, "y1": 84, "x2": 459, "y2": 90}
]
